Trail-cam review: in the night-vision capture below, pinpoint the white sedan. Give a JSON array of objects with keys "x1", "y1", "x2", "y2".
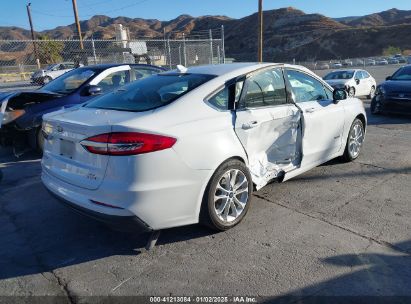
[
  {"x1": 323, "y1": 69, "x2": 377, "y2": 98},
  {"x1": 41, "y1": 63, "x2": 366, "y2": 232}
]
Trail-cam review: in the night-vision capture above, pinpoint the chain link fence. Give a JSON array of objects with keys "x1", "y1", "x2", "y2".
[{"x1": 0, "y1": 35, "x2": 224, "y2": 83}]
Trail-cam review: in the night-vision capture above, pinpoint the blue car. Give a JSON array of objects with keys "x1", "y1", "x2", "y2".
[{"x1": 0, "y1": 64, "x2": 165, "y2": 154}]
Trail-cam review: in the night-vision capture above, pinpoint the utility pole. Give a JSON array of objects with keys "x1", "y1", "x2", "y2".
[
  {"x1": 71, "y1": 0, "x2": 84, "y2": 49},
  {"x1": 26, "y1": 2, "x2": 40, "y2": 69},
  {"x1": 258, "y1": 0, "x2": 263, "y2": 63}
]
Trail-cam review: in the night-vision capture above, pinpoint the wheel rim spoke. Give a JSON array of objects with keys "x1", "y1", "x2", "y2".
[
  {"x1": 349, "y1": 122, "x2": 364, "y2": 158},
  {"x1": 213, "y1": 168, "x2": 249, "y2": 223}
]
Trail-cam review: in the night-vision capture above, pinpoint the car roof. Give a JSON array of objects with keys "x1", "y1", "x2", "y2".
[
  {"x1": 162, "y1": 62, "x2": 321, "y2": 78},
  {"x1": 84, "y1": 63, "x2": 164, "y2": 70}
]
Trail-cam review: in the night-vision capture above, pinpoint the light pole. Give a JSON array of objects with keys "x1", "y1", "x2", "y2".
[
  {"x1": 26, "y1": 2, "x2": 40, "y2": 69},
  {"x1": 258, "y1": 0, "x2": 263, "y2": 63},
  {"x1": 71, "y1": 0, "x2": 84, "y2": 50}
]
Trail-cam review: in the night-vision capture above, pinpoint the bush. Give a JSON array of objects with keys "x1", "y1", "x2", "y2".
[{"x1": 383, "y1": 46, "x2": 402, "y2": 56}]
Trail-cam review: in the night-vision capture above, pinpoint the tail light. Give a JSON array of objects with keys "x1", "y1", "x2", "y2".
[{"x1": 80, "y1": 132, "x2": 176, "y2": 156}]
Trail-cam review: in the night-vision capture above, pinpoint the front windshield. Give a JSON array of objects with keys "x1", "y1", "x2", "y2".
[
  {"x1": 323, "y1": 71, "x2": 354, "y2": 80},
  {"x1": 390, "y1": 66, "x2": 411, "y2": 81},
  {"x1": 85, "y1": 73, "x2": 215, "y2": 112},
  {"x1": 41, "y1": 68, "x2": 96, "y2": 94}
]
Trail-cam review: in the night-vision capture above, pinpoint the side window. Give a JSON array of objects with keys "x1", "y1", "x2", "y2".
[
  {"x1": 207, "y1": 87, "x2": 229, "y2": 110},
  {"x1": 355, "y1": 71, "x2": 363, "y2": 79},
  {"x1": 286, "y1": 70, "x2": 327, "y2": 103},
  {"x1": 131, "y1": 67, "x2": 161, "y2": 81},
  {"x1": 98, "y1": 70, "x2": 129, "y2": 92},
  {"x1": 362, "y1": 71, "x2": 370, "y2": 78},
  {"x1": 242, "y1": 68, "x2": 287, "y2": 108}
]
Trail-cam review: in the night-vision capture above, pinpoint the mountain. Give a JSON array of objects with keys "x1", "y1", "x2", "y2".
[
  {"x1": 339, "y1": 8, "x2": 411, "y2": 27},
  {"x1": 1, "y1": 7, "x2": 411, "y2": 61}
]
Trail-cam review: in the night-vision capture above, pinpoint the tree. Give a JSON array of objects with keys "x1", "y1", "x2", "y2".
[
  {"x1": 37, "y1": 35, "x2": 64, "y2": 64},
  {"x1": 382, "y1": 46, "x2": 402, "y2": 56}
]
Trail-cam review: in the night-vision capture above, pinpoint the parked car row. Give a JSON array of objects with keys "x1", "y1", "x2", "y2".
[{"x1": 315, "y1": 56, "x2": 411, "y2": 70}]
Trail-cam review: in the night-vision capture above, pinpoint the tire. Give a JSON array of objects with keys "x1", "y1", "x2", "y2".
[
  {"x1": 200, "y1": 159, "x2": 252, "y2": 231},
  {"x1": 342, "y1": 118, "x2": 365, "y2": 162},
  {"x1": 42, "y1": 76, "x2": 52, "y2": 85},
  {"x1": 35, "y1": 127, "x2": 44, "y2": 155},
  {"x1": 370, "y1": 98, "x2": 381, "y2": 115},
  {"x1": 348, "y1": 87, "x2": 356, "y2": 97},
  {"x1": 367, "y1": 86, "x2": 375, "y2": 99}
]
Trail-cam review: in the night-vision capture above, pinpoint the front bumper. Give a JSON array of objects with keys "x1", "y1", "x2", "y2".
[
  {"x1": 30, "y1": 76, "x2": 45, "y2": 84},
  {"x1": 0, "y1": 123, "x2": 22, "y2": 146},
  {"x1": 375, "y1": 95, "x2": 411, "y2": 114},
  {"x1": 0, "y1": 123, "x2": 37, "y2": 149}
]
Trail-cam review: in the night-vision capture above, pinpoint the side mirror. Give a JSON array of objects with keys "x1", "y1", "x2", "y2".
[
  {"x1": 333, "y1": 88, "x2": 347, "y2": 103},
  {"x1": 386, "y1": 76, "x2": 392, "y2": 81},
  {"x1": 87, "y1": 85, "x2": 102, "y2": 96},
  {"x1": 355, "y1": 78, "x2": 360, "y2": 85}
]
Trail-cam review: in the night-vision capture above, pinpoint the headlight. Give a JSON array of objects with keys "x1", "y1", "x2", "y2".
[
  {"x1": 1, "y1": 109, "x2": 25, "y2": 125},
  {"x1": 376, "y1": 86, "x2": 386, "y2": 96},
  {"x1": 42, "y1": 121, "x2": 53, "y2": 137}
]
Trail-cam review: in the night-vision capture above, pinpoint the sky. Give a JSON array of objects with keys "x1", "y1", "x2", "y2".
[{"x1": 1, "y1": 0, "x2": 411, "y2": 31}]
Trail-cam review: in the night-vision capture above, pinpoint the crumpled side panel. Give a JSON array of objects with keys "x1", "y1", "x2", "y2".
[{"x1": 248, "y1": 111, "x2": 301, "y2": 190}]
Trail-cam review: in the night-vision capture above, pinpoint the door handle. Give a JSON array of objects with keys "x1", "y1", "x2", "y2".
[
  {"x1": 242, "y1": 121, "x2": 259, "y2": 130},
  {"x1": 305, "y1": 107, "x2": 316, "y2": 113}
]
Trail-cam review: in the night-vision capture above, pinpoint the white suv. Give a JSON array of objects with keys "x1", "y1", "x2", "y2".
[{"x1": 323, "y1": 69, "x2": 376, "y2": 98}]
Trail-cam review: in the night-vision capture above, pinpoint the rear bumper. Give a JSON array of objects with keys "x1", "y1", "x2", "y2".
[
  {"x1": 46, "y1": 187, "x2": 151, "y2": 232},
  {"x1": 41, "y1": 149, "x2": 212, "y2": 230}
]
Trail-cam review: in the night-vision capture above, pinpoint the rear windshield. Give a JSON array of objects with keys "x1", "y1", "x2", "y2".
[
  {"x1": 85, "y1": 73, "x2": 215, "y2": 112},
  {"x1": 323, "y1": 71, "x2": 354, "y2": 80}
]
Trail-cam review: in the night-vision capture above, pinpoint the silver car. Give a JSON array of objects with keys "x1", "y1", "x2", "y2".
[{"x1": 31, "y1": 62, "x2": 78, "y2": 85}]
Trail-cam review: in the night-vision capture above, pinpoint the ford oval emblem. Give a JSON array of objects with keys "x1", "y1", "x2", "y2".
[{"x1": 57, "y1": 126, "x2": 63, "y2": 133}]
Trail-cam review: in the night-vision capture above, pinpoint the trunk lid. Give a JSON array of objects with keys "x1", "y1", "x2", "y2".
[{"x1": 42, "y1": 107, "x2": 149, "y2": 190}]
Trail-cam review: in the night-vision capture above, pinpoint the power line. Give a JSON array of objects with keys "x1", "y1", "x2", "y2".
[{"x1": 31, "y1": 0, "x2": 150, "y2": 18}]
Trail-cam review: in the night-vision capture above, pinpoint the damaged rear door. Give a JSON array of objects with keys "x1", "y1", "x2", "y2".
[{"x1": 234, "y1": 67, "x2": 301, "y2": 190}]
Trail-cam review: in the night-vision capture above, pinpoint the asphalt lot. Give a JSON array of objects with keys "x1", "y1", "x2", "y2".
[{"x1": 0, "y1": 65, "x2": 411, "y2": 301}]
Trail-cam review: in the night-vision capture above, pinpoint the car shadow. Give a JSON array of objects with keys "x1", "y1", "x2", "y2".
[
  {"x1": 261, "y1": 240, "x2": 411, "y2": 303},
  {"x1": 0, "y1": 153, "x2": 217, "y2": 281}
]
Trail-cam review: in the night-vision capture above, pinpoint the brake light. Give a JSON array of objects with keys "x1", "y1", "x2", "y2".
[{"x1": 80, "y1": 132, "x2": 176, "y2": 155}]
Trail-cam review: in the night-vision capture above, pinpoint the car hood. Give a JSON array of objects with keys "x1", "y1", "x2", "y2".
[
  {"x1": 324, "y1": 79, "x2": 349, "y2": 86},
  {"x1": 380, "y1": 80, "x2": 411, "y2": 93},
  {"x1": 0, "y1": 90, "x2": 63, "y2": 110}
]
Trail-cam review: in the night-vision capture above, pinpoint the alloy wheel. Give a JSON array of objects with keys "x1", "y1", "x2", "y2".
[
  {"x1": 348, "y1": 121, "x2": 364, "y2": 159},
  {"x1": 369, "y1": 87, "x2": 375, "y2": 99},
  {"x1": 213, "y1": 169, "x2": 249, "y2": 223},
  {"x1": 348, "y1": 87, "x2": 355, "y2": 97}
]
